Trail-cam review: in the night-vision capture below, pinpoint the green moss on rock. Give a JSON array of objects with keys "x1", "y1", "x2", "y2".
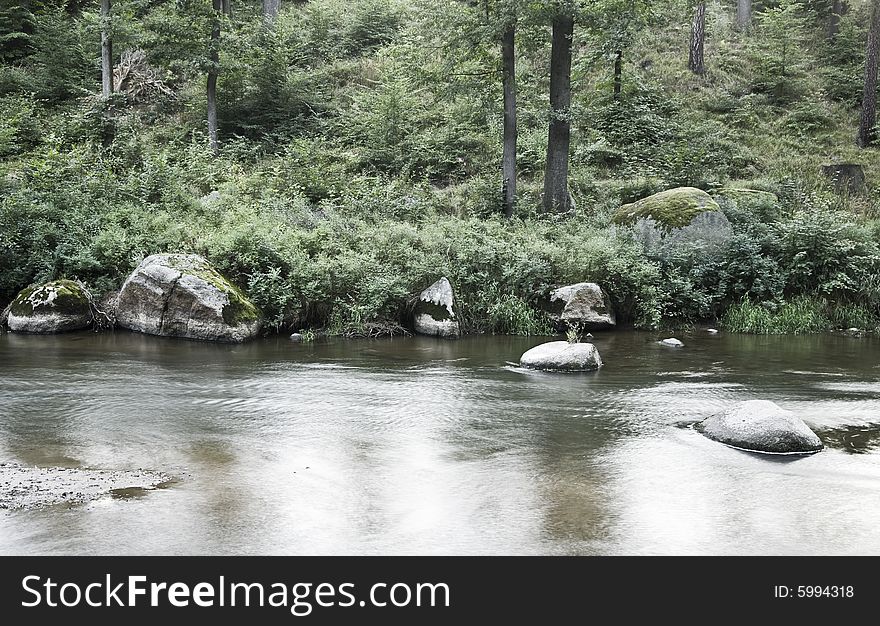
[
  {"x1": 10, "y1": 280, "x2": 91, "y2": 317},
  {"x1": 714, "y1": 187, "x2": 779, "y2": 208},
  {"x1": 162, "y1": 254, "x2": 260, "y2": 326},
  {"x1": 613, "y1": 187, "x2": 720, "y2": 229}
]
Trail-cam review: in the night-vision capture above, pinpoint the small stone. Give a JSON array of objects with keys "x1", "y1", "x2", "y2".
[
  {"x1": 707, "y1": 328, "x2": 719, "y2": 334},
  {"x1": 659, "y1": 338, "x2": 684, "y2": 347},
  {"x1": 289, "y1": 333, "x2": 303, "y2": 342},
  {"x1": 520, "y1": 341, "x2": 603, "y2": 372}
]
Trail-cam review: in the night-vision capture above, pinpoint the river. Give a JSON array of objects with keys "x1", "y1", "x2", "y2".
[{"x1": 1, "y1": 330, "x2": 879, "y2": 555}]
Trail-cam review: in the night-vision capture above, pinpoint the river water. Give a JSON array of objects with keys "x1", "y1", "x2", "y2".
[{"x1": 1, "y1": 330, "x2": 879, "y2": 555}]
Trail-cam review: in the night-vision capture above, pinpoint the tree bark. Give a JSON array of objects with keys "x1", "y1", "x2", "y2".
[
  {"x1": 735, "y1": 0, "x2": 751, "y2": 32},
  {"x1": 501, "y1": 20, "x2": 517, "y2": 218},
  {"x1": 858, "y1": 0, "x2": 880, "y2": 147},
  {"x1": 543, "y1": 9, "x2": 574, "y2": 213},
  {"x1": 208, "y1": 0, "x2": 222, "y2": 156},
  {"x1": 827, "y1": 0, "x2": 845, "y2": 40},
  {"x1": 613, "y1": 49, "x2": 622, "y2": 99},
  {"x1": 688, "y1": 1, "x2": 706, "y2": 75},
  {"x1": 263, "y1": 0, "x2": 280, "y2": 19},
  {"x1": 100, "y1": 0, "x2": 112, "y2": 98}
]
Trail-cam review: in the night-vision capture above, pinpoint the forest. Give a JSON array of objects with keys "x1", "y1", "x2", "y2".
[{"x1": 1, "y1": 0, "x2": 880, "y2": 337}]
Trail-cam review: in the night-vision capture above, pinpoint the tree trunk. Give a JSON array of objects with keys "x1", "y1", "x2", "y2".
[
  {"x1": 688, "y1": 1, "x2": 706, "y2": 75},
  {"x1": 613, "y1": 49, "x2": 622, "y2": 99},
  {"x1": 735, "y1": 0, "x2": 751, "y2": 32},
  {"x1": 827, "y1": 0, "x2": 845, "y2": 40},
  {"x1": 221, "y1": 0, "x2": 232, "y2": 16},
  {"x1": 208, "y1": 0, "x2": 222, "y2": 156},
  {"x1": 858, "y1": 0, "x2": 880, "y2": 147},
  {"x1": 100, "y1": 0, "x2": 112, "y2": 98},
  {"x1": 501, "y1": 21, "x2": 517, "y2": 218},
  {"x1": 263, "y1": 0, "x2": 280, "y2": 19},
  {"x1": 543, "y1": 10, "x2": 574, "y2": 213}
]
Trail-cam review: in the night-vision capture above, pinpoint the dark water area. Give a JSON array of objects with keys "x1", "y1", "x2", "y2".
[{"x1": 1, "y1": 329, "x2": 879, "y2": 555}]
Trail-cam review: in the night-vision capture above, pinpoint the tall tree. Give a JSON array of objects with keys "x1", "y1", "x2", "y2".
[
  {"x1": 688, "y1": 1, "x2": 706, "y2": 75},
  {"x1": 100, "y1": 0, "x2": 112, "y2": 97},
  {"x1": 543, "y1": 2, "x2": 574, "y2": 213},
  {"x1": 827, "y1": 0, "x2": 845, "y2": 39},
  {"x1": 858, "y1": 0, "x2": 880, "y2": 147},
  {"x1": 736, "y1": 0, "x2": 751, "y2": 32},
  {"x1": 501, "y1": 10, "x2": 517, "y2": 217},
  {"x1": 208, "y1": 0, "x2": 222, "y2": 155},
  {"x1": 263, "y1": 0, "x2": 280, "y2": 19}
]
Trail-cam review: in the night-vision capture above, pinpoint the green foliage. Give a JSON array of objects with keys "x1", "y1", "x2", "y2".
[
  {"x1": 721, "y1": 295, "x2": 831, "y2": 334},
  {"x1": 0, "y1": 2, "x2": 36, "y2": 63},
  {"x1": 0, "y1": 93, "x2": 41, "y2": 157},
  {"x1": 751, "y1": 0, "x2": 811, "y2": 102}
]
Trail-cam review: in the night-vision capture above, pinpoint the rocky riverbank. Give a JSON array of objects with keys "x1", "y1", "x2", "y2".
[{"x1": 0, "y1": 463, "x2": 173, "y2": 510}]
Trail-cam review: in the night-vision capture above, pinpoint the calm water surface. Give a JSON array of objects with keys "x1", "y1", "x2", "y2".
[{"x1": 1, "y1": 330, "x2": 879, "y2": 555}]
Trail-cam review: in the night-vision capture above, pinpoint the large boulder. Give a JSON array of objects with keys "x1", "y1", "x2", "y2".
[
  {"x1": 547, "y1": 282, "x2": 615, "y2": 331},
  {"x1": 413, "y1": 277, "x2": 460, "y2": 338},
  {"x1": 613, "y1": 186, "x2": 720, "y2": 229},
  {"x1": 696, "y1": 400, "x2": 823, "y2": 455},
  {"x1": 6, "y1": 280, "x2": 93, "y2": 333},
  {"x1": 116, "y1": 254, "x2": 261, "y2": 342},
  {"x1": 520, "y1": 341, "x2": 603, "y2": 372}
]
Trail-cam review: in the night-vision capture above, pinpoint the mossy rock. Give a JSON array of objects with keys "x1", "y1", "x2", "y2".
[
  {"x1": 714, "y1": 187, "x2": 779, "y2": 206},
  {"x1": 161, "y1": 254, "x2": 260, "y2": 326},
  {"x1": 613, "y1": 187, "x2": 720, "y2": 229},
  {"x1": 7, "y1": 280, "x2": 93, "y2": 333},
  {"x1": 413, "y1": 277, "x2": 460, "y2": 338},
  {"x1": 116, "y1": 254, "x2": 262, "y2": 342}
]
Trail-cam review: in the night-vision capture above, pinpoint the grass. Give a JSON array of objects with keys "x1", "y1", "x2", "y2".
[{"x1": 721, "y1": 295, "x2": 879, "y2": 334}]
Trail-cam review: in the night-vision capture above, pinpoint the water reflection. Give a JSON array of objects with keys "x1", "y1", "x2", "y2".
[{"x1": 1, "y1": 330, "x2": 879, "y2": 554}]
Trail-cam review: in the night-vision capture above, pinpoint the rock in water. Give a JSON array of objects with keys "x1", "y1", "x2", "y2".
[
  {"x1": 548, "y1": 282, "x2": 615, "y2": 330},
  {"x1": 116, "y1": 254, "x2": 261, "y2": 342},
  {"x1": 6, "y1": 280, "x2": 93, "y2": 333},
  {"x1": 413, "y1": 277, "x2": 460, "y2": 338},
  {"x1": 520, "y1": 341, "x2": 603, "y2": 372},
  {"x1": 659, "y1": 337, "x2": 684, "y2": 347},
  {"x1": 696, "y1": 400, "x2": 823, "y2": 455},
  {"x1": 613, "y1": 187, "x2": 721, "y2": 229}
]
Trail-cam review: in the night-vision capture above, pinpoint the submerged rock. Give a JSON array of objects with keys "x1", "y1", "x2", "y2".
[
  {"x1": 413, "y1": 277, "x2": 460, "y2": 338},
  {"x1": 659, "y1": 337, "x2": 684, "y2": 347},
  {"x1": 116, "y1": 254, "x2": 262, "y2": 342},
  {"x1": 6, "y1": 280, "x2": 93, "y2": 333},
  {"x1": 547, "y1": 282, "x2": 615, "y2": 331},
  {"x1": 697, "y1": 400, "x2": 823, "y2": 454},
  {"x1": 520, "y1": 341, "x2": 603, "y2": 372},
  {"x1": 613, "y1": 187, "x2": 720, "y2": 229}
]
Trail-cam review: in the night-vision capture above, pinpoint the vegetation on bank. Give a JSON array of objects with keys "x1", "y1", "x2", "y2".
[{"x1": 1, "y1": 0, "x2": 880, "y2": 336}]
